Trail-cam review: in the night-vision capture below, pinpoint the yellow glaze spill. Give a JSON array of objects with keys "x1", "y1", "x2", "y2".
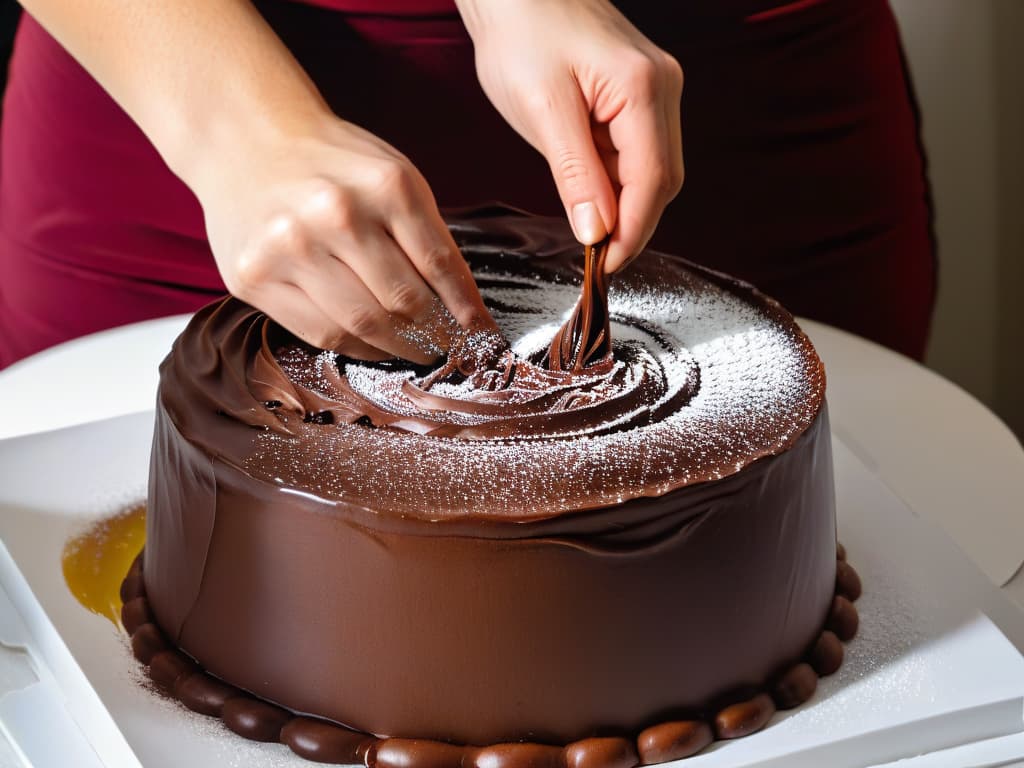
[{"x1": 61, "y1": 505, "x2": 146, "y2": 627}]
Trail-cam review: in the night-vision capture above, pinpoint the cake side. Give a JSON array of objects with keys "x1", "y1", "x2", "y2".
[{"x1": 146, "y1": 397, "x2": 836, "y2": 745}]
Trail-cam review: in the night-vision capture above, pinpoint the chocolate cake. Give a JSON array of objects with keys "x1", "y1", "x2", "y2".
[{"x1": 132, "y1": 207, "x2": 860, "y2": 766}]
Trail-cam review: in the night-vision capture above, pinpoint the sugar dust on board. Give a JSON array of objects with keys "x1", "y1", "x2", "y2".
[{"x1": 61, "y1": 505, "x2": 146, "y2": 626}]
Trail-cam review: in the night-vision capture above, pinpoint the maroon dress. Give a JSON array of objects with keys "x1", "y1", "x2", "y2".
[{"x1": 0, "y1": 0, "x2": 935, "y2": 368}]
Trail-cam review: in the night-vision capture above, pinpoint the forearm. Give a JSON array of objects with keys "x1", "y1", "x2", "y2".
[{"x1": 20, "y1": 0, "x2": 329, "y2": 192}]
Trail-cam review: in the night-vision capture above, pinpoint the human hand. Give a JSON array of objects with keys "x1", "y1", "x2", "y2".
[
  {"x1": 194, "y1": 115, "x2": 494, "y2": 364},
  {"x1": 26, "y1": 0, "x2": 495, "y2": 363},
  {"x1": 456, "y1": 0, "x2": 684, "y2": 272}
]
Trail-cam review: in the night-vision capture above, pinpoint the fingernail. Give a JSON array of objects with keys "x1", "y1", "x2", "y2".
[{"x1": 572, "y1": 202, "x2": 607, "y2": 245}]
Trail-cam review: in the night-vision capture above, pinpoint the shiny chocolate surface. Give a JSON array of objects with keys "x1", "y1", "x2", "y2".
[{"x1": 145, "y1": 208, "x2": 836, "y2": 746}]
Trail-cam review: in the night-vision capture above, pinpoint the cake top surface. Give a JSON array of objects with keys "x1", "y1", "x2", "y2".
[{"x1": 159, "y1": 207, "x2": 825, "y2": 522}]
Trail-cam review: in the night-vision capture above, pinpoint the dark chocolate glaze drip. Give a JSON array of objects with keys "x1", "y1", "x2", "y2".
[
  {"x1": 545, "y1": 238, "x2": 612, "y2": 372},
  {"x1": 124, "y1": 547, "x2": 861, "y2": 766}
]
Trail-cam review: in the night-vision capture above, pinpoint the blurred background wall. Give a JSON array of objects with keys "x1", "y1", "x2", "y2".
[{"x1": 891, "y1": 0, "x2": 1023, "y2": 439}]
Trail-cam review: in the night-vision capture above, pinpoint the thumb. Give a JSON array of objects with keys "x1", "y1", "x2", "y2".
[{"x1": 536, "y1": 86, "x2": 617, "y2": 246}]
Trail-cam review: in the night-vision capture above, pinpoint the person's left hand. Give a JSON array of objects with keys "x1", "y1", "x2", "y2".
[{"x1": 455, "y1": 0, "x2": 684, "y2": 273}]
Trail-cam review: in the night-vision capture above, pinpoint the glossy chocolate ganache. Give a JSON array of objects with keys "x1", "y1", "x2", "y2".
[{"x1": 143, "y1": 207, "x2": 849, "y2": 765}]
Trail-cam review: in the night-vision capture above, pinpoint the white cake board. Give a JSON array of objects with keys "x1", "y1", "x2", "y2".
[{"x1": 1, "y1": 413, "x2": 1023, "y2": 768}]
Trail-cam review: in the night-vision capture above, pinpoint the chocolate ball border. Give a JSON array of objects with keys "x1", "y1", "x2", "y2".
[{"x1": 121, "y1": 544, "x2": 861, "y2": 767}]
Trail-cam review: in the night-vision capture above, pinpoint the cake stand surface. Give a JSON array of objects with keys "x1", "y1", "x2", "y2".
[{"x1": 1, "y1": 315, "x2": 1023, "y2": 768}]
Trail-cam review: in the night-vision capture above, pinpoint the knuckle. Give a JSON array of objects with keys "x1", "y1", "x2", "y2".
[
  {"x1": 646, "y1": 163, "x2": 667, "y2": 192},
  {"x1": 229, "y1": 249, "x2": 272, "y2": 297},
  {"x1": 524, "y1": 89, "x2": 556, "y2": 116},
  {"x1": 305, "y1": 183, "x2": 353, "y2": 231},
  {"x1": 670, "y1": 164, "x2": 685, "y2": 196},
  {"x1": 369, "y1": 158, "x2": 416, "y2": 198},
  {"x1": 346, "y1": 305, "x2": 384, "y2": 339},
  {"x1": 386, "y1": 281, "x2": 427, "y2": 318},
  {"x1": 418, "y1": 242, "x2": 457, "y2": 276},
  {"x1": 623, "y1": 53, "x2": 659, "y2": 97},
  {"x1": 650, "y1": 164, "x2": 676, "y2": 197},
  {"x1": 662, "y1": 52, "x2": 684, "y2": 90},
  {"x1": 265, "y1": 213, "x2": 312, "y2": 258},
  {"x1": 552, "y1": 144, "x2": 592, "y2": 192},
  {"x1": 311, "y1": 328, "x2": 347, "y2": 351}
]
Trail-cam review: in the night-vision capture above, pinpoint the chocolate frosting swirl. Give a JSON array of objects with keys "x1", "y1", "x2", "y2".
[
  {"x1": 158, "y1": 206, "x2": 824, "y2": 520},
  {"x1": 544, "y1": 238, "x2": 612, "y2": 372}
]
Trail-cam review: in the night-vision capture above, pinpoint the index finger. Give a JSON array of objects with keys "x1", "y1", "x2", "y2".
[
  {"x1": 605, "y1": 100, "x2": 682, "y2": 272},
  {"x1": 389, "y1": 205, "x2": 497, "y2": 332}
]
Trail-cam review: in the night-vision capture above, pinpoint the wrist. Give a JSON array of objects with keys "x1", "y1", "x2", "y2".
[
  {"x1": 147, "y1": 24, "x2": 332, "y2": 199},
  {"x1": 168, "y1": 89, "x2": 333, "y2": 202},
  {"x1": 453, "y1": 0, "x2": 521, "y2": 41}
]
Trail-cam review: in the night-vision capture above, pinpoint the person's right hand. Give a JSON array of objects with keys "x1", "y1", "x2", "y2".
[
  {"x1": 193, "y1": 115, "x2": 494, "y2": 364},
  {"x1": 456, "y1": 0, "x2": 684, "y2": 274}
]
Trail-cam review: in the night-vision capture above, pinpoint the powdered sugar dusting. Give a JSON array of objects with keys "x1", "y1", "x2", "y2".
[{"x1": 248, "y1": 256, "x2": 824, "y2": 519}]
